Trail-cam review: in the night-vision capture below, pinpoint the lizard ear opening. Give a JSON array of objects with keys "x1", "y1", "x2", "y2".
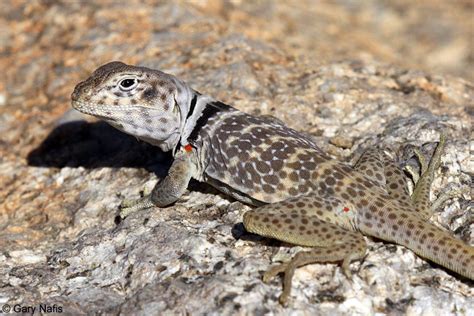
[
  {"x1": 173, "y1": 96, "x2": 182, "y2": 122},
  {"x1": 173, "y1": 98, "x2": 180, "y2": 113}
]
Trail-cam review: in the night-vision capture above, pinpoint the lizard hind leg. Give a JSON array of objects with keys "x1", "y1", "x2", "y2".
[
  {"x1": 381, "y1": 153, "x2": 412, "y2": 204},
  {"x1": 261, "y1": 245, "x2": 365, "y2": 305},
  {"x1": 354, "y1": 148, "x2": 387, "y2": 188},
  {"x1": 355, "y1": 147, "x2": 412, "y2": 204},
  {"x1": 410, "y1": 133, "x2": 447, "y2": 219},
  {"x1": 243, "y1": 198, "x2": 367, "y2": 305}
]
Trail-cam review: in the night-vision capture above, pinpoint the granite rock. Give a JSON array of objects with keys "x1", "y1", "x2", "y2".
[{"x1": 0, "y1": 1, "x2": 472, "y2": 315}]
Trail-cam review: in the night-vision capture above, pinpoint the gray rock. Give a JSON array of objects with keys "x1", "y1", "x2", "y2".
[{"x1": 0, "y1": 1, "x2": 472, "y2": 315}]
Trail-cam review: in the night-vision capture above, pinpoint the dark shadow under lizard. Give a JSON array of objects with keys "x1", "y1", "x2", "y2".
[{"x1": 26, "y1": 120, "x2": 223, "y2": 198}]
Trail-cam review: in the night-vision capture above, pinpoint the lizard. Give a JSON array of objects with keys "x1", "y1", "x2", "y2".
[{"x1": 71, "y1": 61, "x2": 474, "y2": 305}]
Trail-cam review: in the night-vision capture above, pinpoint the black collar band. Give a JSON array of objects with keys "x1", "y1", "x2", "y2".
[
  {"x1": 186, "y1": 94, "x2": 198, "y2": 120},
  {"x1": 188, "y1": 101, "x2": 232, "y2": 143},
  {"x1": 174, "y1": 96, "x2": 232, "y2": 154}
]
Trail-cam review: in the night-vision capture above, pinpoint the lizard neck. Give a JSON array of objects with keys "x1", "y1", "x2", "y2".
[
  {"x1": 175, "y1": 91, "x2": 233, "y2": 155},
  {"x1": 179, "y1": 92, "x2": 215, "y2": 147}
]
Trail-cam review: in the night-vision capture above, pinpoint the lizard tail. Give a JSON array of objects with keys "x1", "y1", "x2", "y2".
[
  {"x1": 405, "y1": 219, "x2": 474, "y2": 280},
  {"x1": 361, "y1": 208, "x2": 474, "y2": 280}
]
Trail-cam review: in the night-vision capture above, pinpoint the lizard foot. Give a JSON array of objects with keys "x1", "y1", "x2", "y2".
[
  {"x1": 119, "y1": 195, "x2": 154, "y2": 218},
  {"x1": 262, "y1": 260, "x2": 295, "y2": 305}
]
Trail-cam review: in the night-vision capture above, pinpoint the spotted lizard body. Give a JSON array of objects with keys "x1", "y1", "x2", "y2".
[{"x1": 71, "y1": 61, "x2": 473, "y2": 304}]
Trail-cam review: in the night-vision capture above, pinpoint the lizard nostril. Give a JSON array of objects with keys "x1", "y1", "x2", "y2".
[
  {"x1": 71, "y1": 87, "x2": 80, "y2": 100},
  {"x1": 71, "y1": 81, "x2": 89, "y2": 101}
]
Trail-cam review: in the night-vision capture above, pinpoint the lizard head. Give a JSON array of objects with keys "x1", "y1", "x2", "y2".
[{"x1": 71, "y1": 61, "x2": 194, "y2": 151}]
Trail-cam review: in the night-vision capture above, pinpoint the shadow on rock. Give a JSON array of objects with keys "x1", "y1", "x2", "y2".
[
  {"x1": 27, "y1": 120, "x2": 171, "y2": 176},
  {"x1": 232, "y1": 222, "x2": 282, "y2": 247},
  {"x1": 27, "y1": 119, "x2": 224, "y2": 199}
]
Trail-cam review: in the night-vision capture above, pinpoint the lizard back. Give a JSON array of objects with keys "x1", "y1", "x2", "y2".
[{"x1": 189, "y1": 102, "x2": 332, "y2": 205}]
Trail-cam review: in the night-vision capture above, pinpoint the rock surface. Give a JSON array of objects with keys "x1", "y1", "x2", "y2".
[{"x1": 0, "y1": 1, "x2": 473, "y2": 315}]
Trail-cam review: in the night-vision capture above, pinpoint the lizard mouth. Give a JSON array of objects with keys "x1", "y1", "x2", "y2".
[{"x1": 71, "y1": 100, "x2": 117, "y2": 122}]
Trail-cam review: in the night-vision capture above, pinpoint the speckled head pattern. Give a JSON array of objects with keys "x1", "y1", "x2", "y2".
[{"x1": 71, "y1": 61, "x2": 194, "y2": 151}]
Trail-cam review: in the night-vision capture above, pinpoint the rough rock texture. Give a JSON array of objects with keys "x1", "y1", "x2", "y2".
[{"x1": 1, "y1": 1, "x2": 473, "y2": 315}]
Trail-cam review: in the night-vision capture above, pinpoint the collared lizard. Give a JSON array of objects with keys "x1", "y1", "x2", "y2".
[{"x1": 71, "y1": 61, "x2": 473, "y2": 304}]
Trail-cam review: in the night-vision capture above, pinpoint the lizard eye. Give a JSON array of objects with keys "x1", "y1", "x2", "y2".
[{"x1": 118, "y1": 78, "x2": 137, "y2": 91}]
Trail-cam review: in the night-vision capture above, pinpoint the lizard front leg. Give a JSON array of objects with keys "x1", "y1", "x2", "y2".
[{"x1": 120, "y1": 149, "x2": 197, "y2": 218}]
